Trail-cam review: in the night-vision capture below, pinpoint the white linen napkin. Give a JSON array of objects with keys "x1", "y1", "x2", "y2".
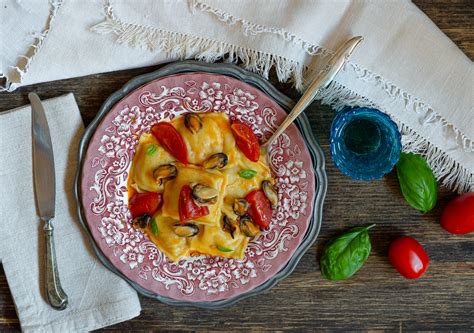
[
  {"x1": 0, "y1": 93, "x2": 141, "y2": 332},
  {"x1": 0, "y1": 0, "x2": 472, "y2": 193}
]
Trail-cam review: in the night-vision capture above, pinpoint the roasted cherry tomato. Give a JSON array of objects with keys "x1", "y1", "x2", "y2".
[
  {"x1": 388, "y1": 236, "x2": 429, "y2": 279},
  {"x1": 440, "y1": 192, "x2": 474, "y2": 234},
  {"x1": 178, "y1": 185, "x2": 209, "y2": 222},
  {"x1": 151, "y1": 122, "x2": 188, "y2": 164},
  {"x1": 231, "y1": 120, "x2": 260, "y2": 162},
  {"x1": 245, "y1": 190, "x2": 273, "y2": 229},
  {"x1": 129, "y1": 192, "x2": 163, "y2": 218}
]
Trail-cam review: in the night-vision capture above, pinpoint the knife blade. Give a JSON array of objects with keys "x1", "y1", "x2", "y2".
[
  {"x1": 31, "y1": 93, "x2": 56, "y2": 220},
  {"x1": 30, "y1": 93, "x2": 68, "y2": 310}
]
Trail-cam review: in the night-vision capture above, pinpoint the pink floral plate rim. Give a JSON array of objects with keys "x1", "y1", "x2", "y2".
[{"x1": 75, "y1": 61, "x2": 326, "y2": 308}]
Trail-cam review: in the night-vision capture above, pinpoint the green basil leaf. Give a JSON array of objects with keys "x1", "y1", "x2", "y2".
[
  {"x1": 146, "y1": 144, "x2": 158, "y2": 156},
  {"x1": 150, "y1": 217, "x2": 159, "y2": 236},
  {"x1": 239, "y1": 169, "x2": 257, "y2": 179},
  {"x1": 320, "y1": 224, "x2": 375, "y2": 280},
  {"x1": 216, "y1": 245, "x2": 233, "y2": 252},
  {"x1": 396, "y1": 152, "x2": 437, "y2": 213}
]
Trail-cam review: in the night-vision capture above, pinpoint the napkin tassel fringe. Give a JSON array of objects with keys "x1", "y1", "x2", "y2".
[
  {"x1": 348, "y1": 62, "x2": 473, "y2": 153},
  {"x1": 0, "y1": 0, "x2": 63, "y2": 92},
  {"x1": 318, "y1": 81, "x2": 474, "y2": 193},
  {"x1": 91, "y1": 3, "x2": 308, "y2": 90},
  {"x1": 190, "y1": 0, "x2": 330, "y2": 58}
]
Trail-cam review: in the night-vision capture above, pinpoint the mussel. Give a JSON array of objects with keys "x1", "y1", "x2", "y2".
[
  {"x1": 221, "y1": 214, "x2": 236, "y2": 239},
  {"x1": 202, "y1": 153, "x2": 228, "y2": 169},
  {"x1": 173, "y1": 223, "x2": 200, "y2": 237},
  {"x1": 132, "y1": 214, "x2": 151, "y2": 229},
  {"x1": 192, "y1": 184, "x2": 218, "y2": 205},
  {"x1": 233, "y1": 198, "x2": 249, "y2": 216},
  {"x1": 153, "y1": 164, "x2": 177, "y2": 185},
  {"x1": 262, "y1": 180, "x2": 278, "y2": 209},
  {"x1": 184, "y1": 113, "x2": 203, "y2": 134},
  {"x1": 240, "y1": 215, "x2": 260, "y2": 237}
]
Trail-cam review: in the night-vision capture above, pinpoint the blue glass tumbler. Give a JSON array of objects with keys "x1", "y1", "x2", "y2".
[{"x1": 330, "y1": 107, "x2": 401, "y2": 180}]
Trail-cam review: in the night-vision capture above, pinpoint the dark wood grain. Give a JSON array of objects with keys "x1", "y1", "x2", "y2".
[{"x1": 0, "y1": 1, "x2": 473, "y2": 331}]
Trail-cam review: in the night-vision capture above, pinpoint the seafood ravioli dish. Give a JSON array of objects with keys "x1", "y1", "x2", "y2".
[{"x1": 128, "y1": 112, "x2": 278, "y2": 262}]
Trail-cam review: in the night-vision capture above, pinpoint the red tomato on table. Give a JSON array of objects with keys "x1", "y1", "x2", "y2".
[
  {"x1": 245, "y1": 190, "x2": 273, "y2": 229},
  {"x1": 231, "y1": 120, "x2": 260, "y2": 162},
  {"x1": 151, "y1": 122, "x2": 188, "y2": 164},
  {"x1": 388, "y1": 236, "x2": 429, "y2": 279},
  {"x1": 440, "y1": 192, "x2": 474, "y2": 234},
  {"x1": 178, "y1": 185, "x2": 209, "y2": 222},
  {"x1": 129, "y1": 192, "x2": 163, "y2": 218}
]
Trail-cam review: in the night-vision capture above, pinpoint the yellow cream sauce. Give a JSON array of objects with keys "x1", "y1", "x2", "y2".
[{"x1": 128, "y1": 112, "x2": 273, "y2": 262}]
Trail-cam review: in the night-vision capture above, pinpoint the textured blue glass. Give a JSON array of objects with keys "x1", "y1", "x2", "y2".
[{"x1": 330, "y1": 107, "x2": 401, "y2": 180}]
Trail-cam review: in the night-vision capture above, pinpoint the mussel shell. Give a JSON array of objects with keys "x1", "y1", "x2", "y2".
[
  {"x1": 233, "y1": 198, "x2": 249, "y2": 216},
  {"x1": 173, "y1": 223, "x2": 200, "y2": 237},
  {"x1": 262, "y1": 180, "x2": 278, "y2": 209},
  {"x1": 153, "y1": 164, "x2": 177, "y2": 184},
  {"x1": 132, "y1": 214, "x2": 151, "y2": 229},
  {"x1": 192, "y1": 184, "x2": 218, "y2": 205},
  {"x1": 202, "y1": 153, "x2": 228, "y2": 169},
  {"x1": 184, "y1": 113, "x2": 203, "y2": 134},
  {"x1": 221, "y1": 214, "x2": 236, "y2": 239},
  {"x1": 239, "y1": 215, "x2": 260, "y2": 237}
]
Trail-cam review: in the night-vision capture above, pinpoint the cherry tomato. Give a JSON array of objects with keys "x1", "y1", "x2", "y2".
[
  {"x1": 231, "y1": 120, "x2": 260, "y2": 162},
  {"x1": 178, "y1": 185, "x2": 209, "y2": 222},
  {"x1": 129, "y1": 192, "x2": 163, "y2": 218},
  {"x1": 245, "y1": 190, "x2": 273, "y2": 229},
  {"x1": 440, "y1": 192, "x2": 474, "y2": 234},
  {"x1": 388, "y1": 236, "x2": 429, "y2": 279},
  {"x1": 151, "y1": 122, "x2": 188, "y2": 164}
]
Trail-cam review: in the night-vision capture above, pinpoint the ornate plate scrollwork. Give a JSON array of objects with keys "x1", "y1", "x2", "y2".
[{"x1": 79, "y1": 69, "x2": 322, "y2": 304}]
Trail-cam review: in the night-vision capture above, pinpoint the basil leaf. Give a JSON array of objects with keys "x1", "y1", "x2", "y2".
[
  {"x1": 396, "y1": 152, "x2": 437, "y2": 213},
  {"x1": 216, "y1": 245, "x2": 233, "y2": 252},
  {"x1": 146, "y1": 144, "x2": 158, "y2": 156},
  {"x1": 150, "y1": 217, "x2": 159, "y2": 236},
  {"x1": 239, "y1": 169, "x2": 257, "y2": 179},
  {"x1": 320, "y1": 224, "x2": 375, "y2": 280}
]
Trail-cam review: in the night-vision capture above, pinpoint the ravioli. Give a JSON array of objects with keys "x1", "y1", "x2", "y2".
[
  {"x1": 190, "y1": 225, "x2": 250, "y2": 259},
  {"x1": 161, "y1": 164, "x2": 227, "y2": 226},
  {"x1": 131, "y1": 133, "x2": 174, "y2": 192},
  {"x1": 172, "y1": 112, "x2": 238, "y2": 167},
  {"x1": 146, "y1": 213, "x2": 192, "y2": 261},
  {"x1": 128, "y1": 112, "x2": 276, "y2": 262}
]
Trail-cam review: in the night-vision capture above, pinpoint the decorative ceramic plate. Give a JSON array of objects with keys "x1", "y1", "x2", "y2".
[{"x1": 75, "y1": 61, "x2": 326, "y2": 308}]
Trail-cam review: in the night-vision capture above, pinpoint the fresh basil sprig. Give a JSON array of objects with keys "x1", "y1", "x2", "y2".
[
  {"x1": 320, "y1": 224, "x2": 375, "y2": 280},
  {"x1": 150, "y1": 217, "x2": 159, "y2": 236},
  {"x1": 216, "y1": 245, "x2": 233, "y2": 252},
  {"x1": 146, "y1": 144, "x2": 158, "y2": 156},
  {"x1": 396, "y1": 152, "x2": 437, "y2": 213},
  {"x1": 239, "y1": 169, "x2": 257, "y2": 179}
]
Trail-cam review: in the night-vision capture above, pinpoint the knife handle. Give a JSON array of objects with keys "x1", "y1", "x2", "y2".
[{"x1": 44, "y1": 220, "x2": 68, "y2": 310}]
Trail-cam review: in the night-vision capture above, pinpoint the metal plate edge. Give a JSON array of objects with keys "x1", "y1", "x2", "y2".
[{"x1": 73, "y1": 60, "x2": 327, "y2": 309}]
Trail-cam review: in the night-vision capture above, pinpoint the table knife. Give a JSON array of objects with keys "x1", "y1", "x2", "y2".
[{"x1": 30, "y1": 92, "x2": 69, "y2": 310}]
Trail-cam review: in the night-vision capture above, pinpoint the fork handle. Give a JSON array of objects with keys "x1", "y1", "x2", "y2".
[
  {"x1": 262, "y1": 36, "x2": 363, "y2": 149},
  {"x1": 44, "y1": 220, "x2": 68, "y2": 310},
  {"x1": 262, "y1": 75, "x2": 323, "y2": 149}
]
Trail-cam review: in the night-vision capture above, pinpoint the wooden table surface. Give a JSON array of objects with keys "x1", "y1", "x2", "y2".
[{"x1": 1, "y1": 1, "x2": 473, "y2": 331}]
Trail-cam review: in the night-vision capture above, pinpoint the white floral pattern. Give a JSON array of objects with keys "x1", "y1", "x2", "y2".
[
  {"x1": 120, "y1": 244, "x2": 144, "y2": 269},
  {"x1": 231, "y1": 260, "x2": 257, "y2": 284},
  {"x1": 199, "y1": 82, "x2": 223, "y2": 102},
  {"x1": 82, "y1": 75, "x2": 315, "y2": 301}
]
